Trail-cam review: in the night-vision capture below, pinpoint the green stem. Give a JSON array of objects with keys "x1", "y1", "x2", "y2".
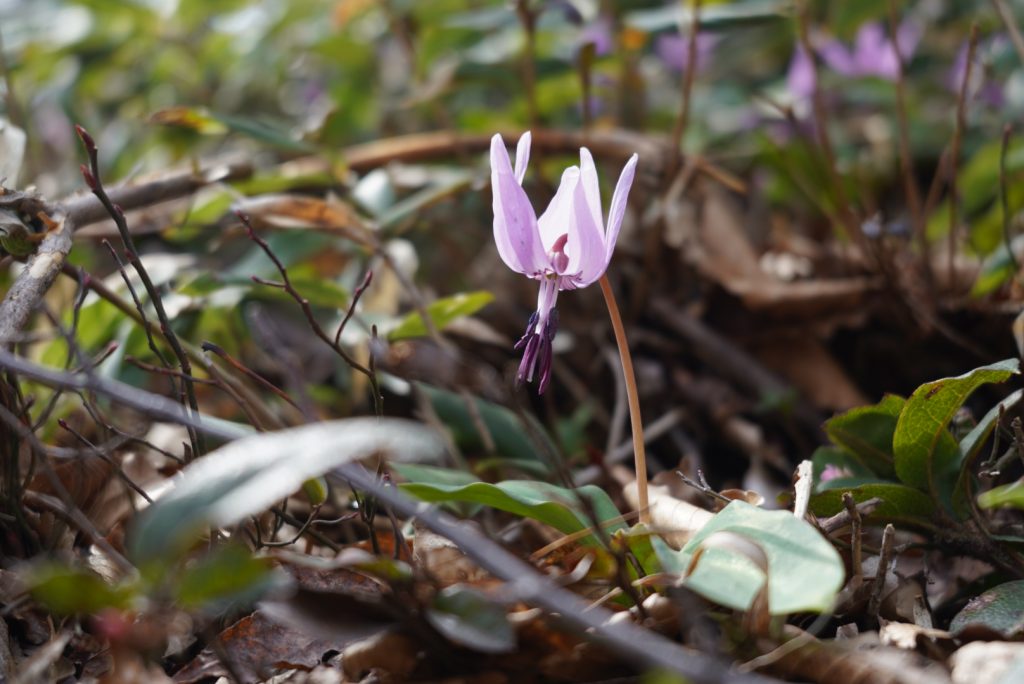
[{"x1": 599, "y1": 275, "x2": 649, "y2": 525}]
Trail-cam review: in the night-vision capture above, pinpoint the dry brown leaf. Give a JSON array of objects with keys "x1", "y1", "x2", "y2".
[
  {"x1": 754, "y1": 631, "x2": 952, "y2": 684},
  {"x1": 621, "y1": 478, "x2": 713, "y2": 549},
  {"x1": 753, "y1": 336, "x2": 869, "y2": 411},
  {"x1": 412, "y1": 521, "x2": 488, "y2": 586},
  {"x1": 233, "y1": 194, "x2": 374, "y2": 246},
  {"x1": 340, "y1": 629, "x2": 418, "y2": 682},
  {"x1": 173, "y1": 612, "x2": 339, "y2": 683},
  {"x1": 950, "y1": 642, "x2": 1024, "y2": 684},
  {"x1": 878, "y1": 621, "x2": 952, "y2": 651}
]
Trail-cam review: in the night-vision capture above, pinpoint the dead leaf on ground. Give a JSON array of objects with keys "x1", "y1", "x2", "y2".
[{"x1": 172, "y1": 611, "x2": 339, "y2": 683}]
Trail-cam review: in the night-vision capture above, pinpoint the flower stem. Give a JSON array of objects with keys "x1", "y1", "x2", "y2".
[{"x1": 598, "y1": 275, "x2": 649, "y2": 525}]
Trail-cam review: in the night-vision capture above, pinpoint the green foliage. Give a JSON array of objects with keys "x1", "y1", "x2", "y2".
[
  {"x1": 27, "y1": 565, "x2": 136, "y2": 616},
  {"x1": 400, "y1": 477, "x2": 624, "y2": 542},
  {"x1": 951, "y1": 580, "x2": 1024, "y2": 637},
  {"x1": 663, "y1": 501, "x2": 844, "y2": 615},
  {"x1": 824, "y1": 394, "x2": 904, "y2": 478},
  {"x1": 131, "y1": 418, "x2": 442, "y2": 562},
  {"x1": 812, "y1": 360, "x2": 1021, "y2": 525},
  {"x1": 426, "y1": 585, "x2": 516, "y2": 654},
  {"x1": 176, "y1": 544, "x2": 286, "y2": 613},
  {"x1": 388, "y1": 291, "x2": 494, "y2": 341},
  {"x1": 420, "y1": 384, "x2": 558, "y2": 470}
]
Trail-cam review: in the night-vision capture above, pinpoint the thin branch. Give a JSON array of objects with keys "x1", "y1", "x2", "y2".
[
  {"x1": 947, "y1": 25, "x2": 979, "y2": 283},
  {"x1": 670, "y1": 0, "x2": 702, "y2": 168},
  {"x1": 1001, "y1": 124, "x2": 1019, "y2": 273},
  {"x1": 794, "y1": 3, "x2": 865, "y2": 251},
  {"x1": 887, "y1": 0, "x2": 929, "y2": 286},
  {"x1": 76, "y1": 125, "x2": 205, "y2": 460},
  {"x1": 335, "y1": 269, "x2": 374, "y2": 346},
  {"x1": 239, "y1": 212, "x2": 383, "y2": 416},
  {"x1": 991, "y1": 0, "x2": 1024, "y2": 65},
  {"x1": 62, "y1": 161, "x2": 252, "y2": 229},
  {"x1": 0, "y1": 206, "x2": 74, "y2": 344}
]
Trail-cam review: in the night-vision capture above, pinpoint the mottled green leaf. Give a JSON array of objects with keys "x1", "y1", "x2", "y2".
[
  {"x1": 670, "y1": 501, "x2": 844, "y2": 614},
  {"x1": 951, "y1": 580, "x2": 1024, "y2": 637},
  {"x1": 894, "y1": 360, "x2": 1019, "y2": 511},
  {"x1": 824, "y1": 394, "x2": 904, "y2": 477},
  {"x1": 810, "y1": 483, "x2": 937, "y2": 528},
  {"x1": 388, "y1": 291, "x2": 494, "y2": 341}
]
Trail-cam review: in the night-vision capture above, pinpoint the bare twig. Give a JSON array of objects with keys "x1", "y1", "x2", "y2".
[
  {"x1": 887, "y1": 0, "x2": 929, "y2": 285},
  {"x1": 335, "y1": 269, "x2": 374, "y2": 346},
  {"x1": 670, "y1": 0, "x2": 702, "y2": 168},
  {"x1": 62, "y1": 161, "x2": 252, "y2": 228},
  {"x1": 76, "y1": 125, "x2": 205, "y2": 460},
  {"x1": 0, "y1": 205, "x2": 74, "y2": 344},
  {"x1": 794, "y1": 3, "x2": 865, "y2": 251},
  {"x1": 948, "y1": 25, "x2": 979, "y2": 283},
  {"x1": 1001, "y1": 124, "x2": 1019, "y2": 273},
  {"x1": 818, "y1": 497, "x2": 882, "y2": 535},
  {"x1": 514, "y1": 0, "x2": 540, "y2": 129},
  {"x1": 202, "y1": 341, "x2": 302, "y2": 414},
  {"x1": 991, "y1": 0, "x2": 1024, "y2": 65},
  {"x1": 239, "y1": 212, "x2": 383, "y2": 416},
  {"x1": 868, "y1": 523, "x2": 896, "y2": 617},
  {"x1": 841, "y1": 492, "x2": 862, "y2": 576}
]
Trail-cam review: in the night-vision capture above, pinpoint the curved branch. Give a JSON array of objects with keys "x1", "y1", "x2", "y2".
[{"x1": 0, "y1": 209, "x2": 73, "y2": 344}]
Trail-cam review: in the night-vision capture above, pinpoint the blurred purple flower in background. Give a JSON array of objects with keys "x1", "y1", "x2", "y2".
[
  {"x1": 490, "y1": 132, "x2": 638, "y2": 393},
  {"x1": 818, "y1": 20, "x2": 922, "y2": 81},
  {"x1": 579, "y1": 16, "x2": 613, "y2": 57},
  {"x1": 949, "y1": 36, "x2": 1007, "y2": 108},
  {"x1": 655, "y1": 32, "x2": 718, "y2": 74},
  {"x1": 786, "y1": 43, "x2": 817, "y2": 101}
]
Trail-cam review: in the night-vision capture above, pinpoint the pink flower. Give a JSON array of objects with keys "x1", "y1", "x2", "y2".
[
  {"x1": 818, "y1": 21, "x2": 921, "y2": 81},
  {"x1": 490, "y1": 132, "x2": 638, "y2": 393}
]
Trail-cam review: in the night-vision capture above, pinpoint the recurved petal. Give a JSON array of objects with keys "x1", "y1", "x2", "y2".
[
  {"x1": 537, "y1": 166, "x2": 578, "y2": 254},
  {"x1": 514, "y1": 131, "x2": 532, "y2": 185},
  {"x1": 491, "y1": 134, "x2": 546, "y2": 274},
  {"x1": 578, "y1": 147, "x2": 605, "y2": 233},
  {"x1": 568, "y1": 167, "x2": 611, "y2": 286},
  {"x1": 603, "y1": 153, "x2": 638, "y2": 265}
]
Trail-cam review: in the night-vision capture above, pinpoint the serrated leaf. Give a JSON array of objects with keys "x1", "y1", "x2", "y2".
[
  {"x1": 399, "y1": 479, "x2": 623, "y2": 542},
  {"x1": 388, "y1": 291, "x2": 494, "y2": 341},
  {"x1": 893, "y1": 360, "x2": 1019, "y2": 512},
  {"x1": 951, "y1": 580, "x2": 1024, "y2": 637},
  {"x1": 824, "y1": 394, "x2": 904, "y2": 477},
  {"x1": 671, "y1": 501, "x2": 844, "y2": 614},
  {"x1": 131, "y1": 419, "x2": 442, "y2": 562}
]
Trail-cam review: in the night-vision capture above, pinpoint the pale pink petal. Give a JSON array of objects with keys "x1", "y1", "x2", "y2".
[
  {"x1": 603, "y1": 153, "x2": 638, "y2": 264},
  {"x1": 514, "y1": 131, "x2": 531, "y2": 185},
  {"x1": 578, "y1": 147, "x2": 605, "y2": 233},
  {"x1": 568, "y1": 170, "x2": 611, "y2": 286},
  {"x1": 537, "y1": 166, "x2": 579, "y2": 253},
  {"x1": 491, "y1": 134, "x2": 546, "y2": 275},
  {"x1": 818, "y1": 39, "x2": 856, "y2": 76}
]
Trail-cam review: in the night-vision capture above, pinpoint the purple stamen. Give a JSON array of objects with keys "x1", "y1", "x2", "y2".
[{"x1": 515, "y1": 309, "x2": 559, "y2": 393}]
